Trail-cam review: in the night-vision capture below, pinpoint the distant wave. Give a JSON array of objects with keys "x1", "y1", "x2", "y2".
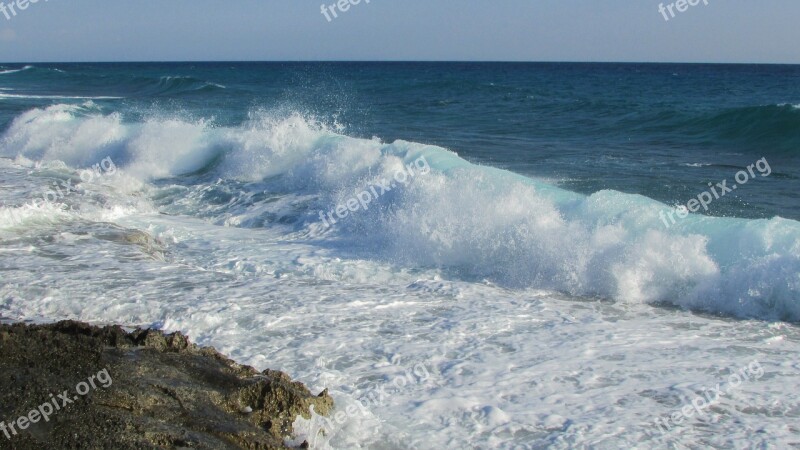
[
  {"x1": 126, "y1": 75, "x2": 227, "y2": 97},
  {"x1": 0, "y1": 65, "x2": 34, "y2": 75},
  {"x1": 636, "y1": 103, "x2": 800, "y2": 153},
  {"x1": 0, "y1": 68, "x2": 224, "y2": 98},
  {"x1": 1, "y1": 103, "x2": 798, "y2": 322},
  {"x1": 694, "y1": 104, "x2": 800, "y2": 151},
  {"x1": 0, "y1": 93, "x2": 122, "y2": 100}
]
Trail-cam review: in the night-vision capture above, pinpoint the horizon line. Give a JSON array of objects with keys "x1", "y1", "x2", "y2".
[{"x1": 2, "y1": 59, "x2": 800, "y2": 66}]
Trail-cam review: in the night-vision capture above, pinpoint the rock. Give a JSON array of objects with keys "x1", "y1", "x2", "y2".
[{"x1": 0, "y1": 320, "x2": 333, "y2": 449}]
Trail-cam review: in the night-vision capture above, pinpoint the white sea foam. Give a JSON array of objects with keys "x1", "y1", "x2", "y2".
[
  {"x1": 1, "y1": 105, "x2": 798, "y2": 321},
  {"x1": 1, "y1": 211, "x2": 797, "y2": 449}
]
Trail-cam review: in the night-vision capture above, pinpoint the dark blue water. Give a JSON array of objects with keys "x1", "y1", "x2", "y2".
[{"x1": 1, "y1": 62, "x2": 799, "y2": 220}]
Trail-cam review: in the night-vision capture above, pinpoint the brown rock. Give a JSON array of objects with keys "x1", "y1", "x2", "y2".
[{"x1": 0, "y1": 320, "x2": 333, "y2": 449}]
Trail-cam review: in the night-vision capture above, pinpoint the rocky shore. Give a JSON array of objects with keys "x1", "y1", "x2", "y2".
[{"x1": 0, "y1": 321, "x2": 333, "y2": 449}]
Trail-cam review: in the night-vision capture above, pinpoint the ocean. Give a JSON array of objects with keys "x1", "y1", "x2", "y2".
[{"x1": 1, "y1": 62, "x2": 799, "y2": 448}]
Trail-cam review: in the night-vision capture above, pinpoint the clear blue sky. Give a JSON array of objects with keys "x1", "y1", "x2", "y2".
[{"x1": 0, "y1": 0, "x2": 798, "y2": 63}]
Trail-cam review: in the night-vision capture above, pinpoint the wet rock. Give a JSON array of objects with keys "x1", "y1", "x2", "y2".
[{"x1": 0, "y1": 320, "x2": 333, "y2": 449}]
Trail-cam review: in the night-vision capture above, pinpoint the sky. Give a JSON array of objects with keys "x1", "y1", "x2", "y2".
[{"x1": 0, "y1": 0, "x2": 798, "y2": 63}]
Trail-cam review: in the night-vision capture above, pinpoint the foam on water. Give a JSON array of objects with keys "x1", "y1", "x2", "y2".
[
  {"x1": 2, "y1": 104, "x2": 799, "y2": 321},
  {"x1": 2, "y1": 211, "x2": 797, "y2": 449}
]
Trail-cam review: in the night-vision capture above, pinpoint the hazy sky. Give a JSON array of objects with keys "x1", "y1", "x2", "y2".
[{"x1": 0, "y1": 0, "x2": 798, "y2": 63}]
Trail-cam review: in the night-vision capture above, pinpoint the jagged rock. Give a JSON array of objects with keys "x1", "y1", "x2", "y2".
[{"x1": 0, "y1": 320, "x2": 333, "y2": 449}]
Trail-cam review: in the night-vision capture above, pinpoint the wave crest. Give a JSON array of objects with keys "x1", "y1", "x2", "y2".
[{"x1": 1, "y1": 105, "x2": 798, "y2": 321}]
